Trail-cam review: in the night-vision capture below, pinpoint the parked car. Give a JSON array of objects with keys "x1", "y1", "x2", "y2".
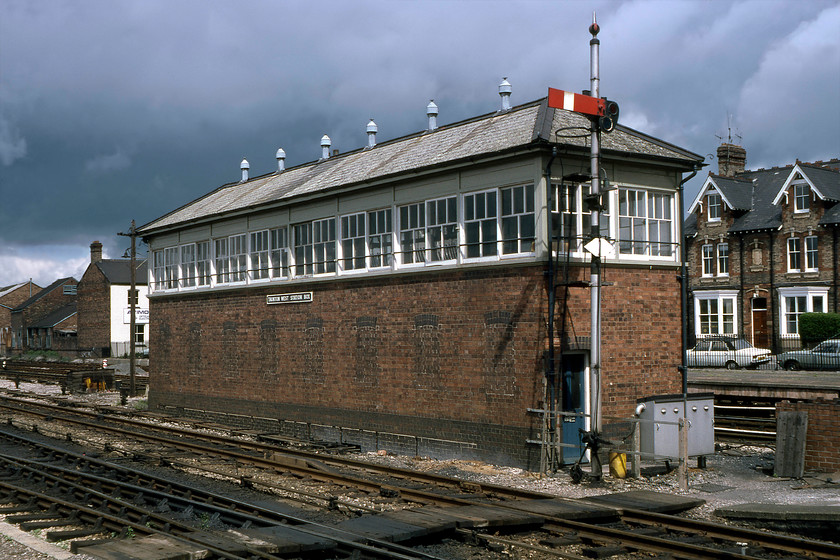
[
  {"x1": 777, "y1": 339, "x2": 840, "y2": 371},
  {"x1": 686, "y1": 337, "x2": 772, "y2": 369}
]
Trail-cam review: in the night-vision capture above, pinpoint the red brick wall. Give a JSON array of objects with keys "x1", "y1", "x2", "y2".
[
  {"x1": 149, "y1": 263, "x2": 682, "y2": 467},
  {"x1": 77, "y1": 265, "x2": 111, "y2": 353},
  {"x1": 777, "y1": 400, "x2": 840, "y2": 473}
]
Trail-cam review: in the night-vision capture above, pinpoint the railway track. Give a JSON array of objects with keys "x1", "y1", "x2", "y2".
[
  {"x1": 0, "y1": 391, "x2": 837, "y2": 559},
  {"x1": 714, "y1": 395, "x2": 779, "y2": 444}
]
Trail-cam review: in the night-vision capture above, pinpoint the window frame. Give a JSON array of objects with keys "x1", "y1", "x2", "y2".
[
  {"x1": 463, "y1": 189, "x2": 500, "y2": 261},
  {"x1": 367, "y1": 208, "x2": 393, "y2": 270},
  {"x1": 500, "y1": 184, "x2": 536, "y2": 256},
  {"x1": 249, "y1": 230, "x2": 271, "y2": 281},
  {"x1": 805, "y1": 235, "x2": 818, "y2": 272},
  {"x1": 425, "y1": 196, "x2": 458, "y2": 263},
  {"x1": 779, "y1": 287, "x2": 829, "y2": 336},
  {"x1": 340, "y1": 212, "x2": 367, "y2": 272},
  {"x1": 694, "y1": 291, "x2": 737, "y2": 337},
  {"x1": 787, "y1": 237, "x2": 802, "y2": 273},
  {"x1": 701, "y1": 244, "x2": 714, "y2": 277},
  {"x1": 180, "y1": 243, "x2": 197, "y2": 288},
  {"x1": 617, "y1": 188, "x2": 675, "y2": 259},
  {"x1": 793, "y1": 182, "x2": 810, "y2": 213},
  {"x1": 716, "y1": 243, "x2": 729, "y2": 277},
  {"x1": 707, "y1": 192, "x2": 722, "y2": 222}
]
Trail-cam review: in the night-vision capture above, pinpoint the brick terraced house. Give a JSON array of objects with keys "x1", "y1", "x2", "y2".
[
  {"x1": 685, "y1": 144, "x2": 840, "y2": 351},
  {"x1": 9, "y1": 277, "x2": 78, "y2": 354},
  {"x1": 0, "y1": 281, "x2": 41, "y2": 355},
  {"x1": 138, "y1": 85, "x2": 703, "y2": 469}
]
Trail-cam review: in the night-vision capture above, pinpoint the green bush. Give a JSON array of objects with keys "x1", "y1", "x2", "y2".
[{"x1": 799, "y1": 313, "x2": 840, "y2": 347}]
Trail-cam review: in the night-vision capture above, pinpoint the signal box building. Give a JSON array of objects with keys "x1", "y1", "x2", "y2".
[
  {"x1": 139, "y1": 87, "x2": 703, "y2": 469},
  {"x1": 685, "y1": 145, "x2": 840, "y2": 351}
]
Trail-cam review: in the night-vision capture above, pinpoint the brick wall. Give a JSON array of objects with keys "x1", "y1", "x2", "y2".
[
  {"x1": 777, "y1": 400, "x2": 840, "y2": 473},
  {"x1": 77, "y1": 265, "x2": 111, "y2": 354},
  {"x1": 149, "y1": 262, "x2": 682, "y2": 469}
]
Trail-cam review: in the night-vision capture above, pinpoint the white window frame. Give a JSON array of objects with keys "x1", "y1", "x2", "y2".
[
  {"x1": 269, "y1": 227, "x2": 289, "y2": 279},
  {"x1": 694, "y1": 291, "x2": 737, "y2": 337},
  {"x1": 805, "y1": 235, "x2": 818, "y2": 272},
  {"x1": 398, "y1": 202, "x2": 426, "y2": 266},
  {"x1": 228, "y1": 233, "x2": 248, "y2": 283},
  {"x1": 367, "y1": 208, "x2": 393, "y2": 269},
  {"x1": 163, "y1": 246, "x2": 179, "y2": 290},
  {"x1": 214, "y1": 238, "x2": 231, "y2": 284},
  {"x1": 787, "y1": 237, "x2": 802, "y2": 272},
  {"x1": 716, "y1": 243, "x2": 729, "y2": 277},
  {"x1": 426, "y1": 196, "x2": 458, "y2": 263},
  {"x1": 196, "y1": 241, "x2": 211, "y2": 286},
  {"x1": 152, "y1": 250, "x2": 165, "y2": 291},
  {"x1": 793, "y1": 182, "x2": 810, "y2": 213},
  {"x1": 249, "y1": 230, "x2": 270, "y2": 281},
  {"x1": 180, "y1": 244, "x2": 196, "y2": 288},
  {"x1": 500, "y1": 184, "x2": 536, "y2": 256},
  {"x1": 701, "y1": 244, "x2": 714, "y2": 277},
  {"x1": 618, "y1": 188, "x2": 675, "y2": 259},
  {"x1": 779, "y1": 286, "x2": 828, "y2": 336},
  {"x1": 463, "y1": 189, "x2": 500, "y2": 261},
  {"x1": 707, "y1": 192, "x2": 722, "y2": 222},
  {"x1": 340, "y1": 212, "x2": 367, "y2": 272}
]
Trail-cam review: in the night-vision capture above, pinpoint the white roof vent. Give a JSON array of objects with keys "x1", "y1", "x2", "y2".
[
  {"x1": 275, "y1": 148, "x2": 286, "y2": 172},
  {"x1": 426, "y1": 100, "x2": 438, "y2": 131},
  {"x1": 366, "y1": 119, "x2": 378, "y2": 148},
  {"x1": 240, "y1": 158, "x2": 250, "y2": 182},
  {"x1": 320, "y1": 135, "x2": 331, "y2": 160},
  {"x1": 499, "y1": 77, "x2": 512, "y2": 111}
]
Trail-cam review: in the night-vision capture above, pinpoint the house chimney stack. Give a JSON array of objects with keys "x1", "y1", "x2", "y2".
[
  {"x1": 90, "y1": 240, "x2": 103, "y2": 263},
  {"x1": 240, "y1": 158, "x2": 250, "y2": 182},
  {"x1": 717, "y1": 143, "x2": 746, "y2": 177}
]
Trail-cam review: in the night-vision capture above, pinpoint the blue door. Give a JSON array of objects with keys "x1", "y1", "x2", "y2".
[{"x1": 560, "y1": 354, "x2": 587, "y2": 464}]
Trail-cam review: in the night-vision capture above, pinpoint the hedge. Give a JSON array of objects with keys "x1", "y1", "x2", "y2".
[{"x1": 799, "y1": 313, "x2": 840, "y2": 347}]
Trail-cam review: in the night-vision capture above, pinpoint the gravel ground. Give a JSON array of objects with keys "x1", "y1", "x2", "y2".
[{"x1": 1, "y1": 379, "x2": 839, "y2": 559}]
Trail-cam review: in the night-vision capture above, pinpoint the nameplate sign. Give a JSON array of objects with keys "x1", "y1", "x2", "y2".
[{"x1": 267, "y1": 292, "x2": 313, "y2": 305}]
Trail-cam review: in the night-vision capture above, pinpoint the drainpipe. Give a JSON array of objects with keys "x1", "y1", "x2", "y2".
[
  {"x1": 545, "y1": 146, "x2": 558, "y2": 471},
  {"x1": 834, "y1": 228, "x2": 839, "y2": 313},
  {"x1": 739, "y1": 236, "x2": 745, "y2": 342},
  {"x1": 769, "y1": 232, "x2": 776, "y2": 353},
  {"x1": 678, "y1": 166, "x2": 699, "y2": 394}
]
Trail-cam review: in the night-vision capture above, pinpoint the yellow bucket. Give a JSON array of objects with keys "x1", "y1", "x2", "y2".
[{"x1": 609, "y1": 452, "x2": 627, "y2": 478}]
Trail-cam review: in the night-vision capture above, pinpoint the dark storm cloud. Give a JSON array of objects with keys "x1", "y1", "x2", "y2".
[{"x1": 1, "y1": 0, "x2": 838, "y2": 286}]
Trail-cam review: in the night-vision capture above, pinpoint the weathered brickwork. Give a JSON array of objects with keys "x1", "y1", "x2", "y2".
[
  {"x1": 777, "y1": 400, "x2": 840, "y2": 473},
  {"x1": 77, "y1": 266, "x2": 111, "y2": 352},
  {"x1": 149, "y1": 263, "x2": 682, "y2": 468}
]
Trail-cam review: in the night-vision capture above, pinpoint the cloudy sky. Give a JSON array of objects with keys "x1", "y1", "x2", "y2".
[{"x1": 1, "y1": 0, "x2": 838, "y2": 288}]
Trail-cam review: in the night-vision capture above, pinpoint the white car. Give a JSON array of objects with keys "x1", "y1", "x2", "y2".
[{"x1": 687, "y1": 337, "x2": 772, "y2": 369}]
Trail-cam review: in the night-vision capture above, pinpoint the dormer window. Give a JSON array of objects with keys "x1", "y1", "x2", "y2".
[
  {"x1": 707, "y1": 193, "x2": 722, "y2": 221},
  {"x1": 793, "y1": 182, "x2": 810, "y2": 213}
]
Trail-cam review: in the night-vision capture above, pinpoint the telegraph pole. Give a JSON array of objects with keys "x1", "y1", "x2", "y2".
[{"x1": 118, "y1": 220, "x2": 138, "y2": 397}]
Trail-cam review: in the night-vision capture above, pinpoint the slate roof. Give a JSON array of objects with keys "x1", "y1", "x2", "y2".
[
  {"x1": 139, "y1": 98, "x2": 702, "y2": 235},
  {"x1": 710, "y1": 175, "x2": 754, "y2": 211},
  {"x1": 13, "y1": 277, "x2": 76, "y2": 312},
  {"x1": 94, "y1": 259, "x2": 148, "y2": 285},
  {"x1": 29, "y1": 302, "x2": 77, "y2": 329},
  {"x1": 685, "y1": 159, "x2": 840, "y2": 236}
]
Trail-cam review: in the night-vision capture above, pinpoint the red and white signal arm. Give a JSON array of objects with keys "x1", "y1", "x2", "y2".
[{"x1": 548, "y1": 88, "x2": 605, "y2": 116}]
